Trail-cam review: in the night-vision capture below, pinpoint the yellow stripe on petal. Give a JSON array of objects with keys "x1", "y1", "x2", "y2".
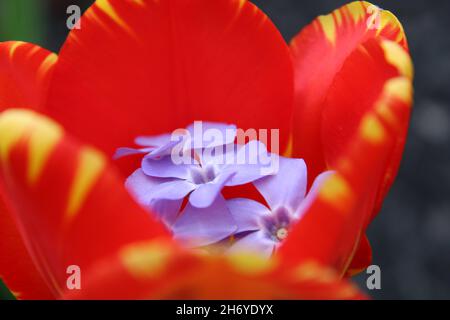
[
  {"x1": 66, "y1": 147, "x2": 106, "y2": 219},
  {"x1": 238, "y1": 0, "x2": 246, "y2": 10},
  {"x1": 294, "y1": 261, "x2": 336, "y2": 284},
  {"x1": 0, "y1": 109, "x2": 63, "y2": 184},
  {"x1": 318, "y1": 14, "x2": 336, "y2": 45},
  {"x1": 378, "y1": 10, "x2": 405, "y2": 42},
  {"x1": 8, "y1": 41, "x2": 25, "y2": 60},
  {"x1": 384, "y1": 77, "x2": 413, "y2": 105},
  {"x1": 381, "y1": 40, "x2": 414, "y2": 79},
  {"x1": 283, "y1": 133, "x2": 294, "y2": 158},
  {"x1": 375, "y1": 77, "x2": 413, "y2": 126},
  {"x1": 0, "y1": 109, "x2": 64, "y2": 184},
  {"x1": 376, "y1": 102, "x2": 396, "y2": 126},
  {"x1": 96, "y1": 0, "x2": 135, "y2": 36},
  {"x1": 27, "y1": 114, "x2": 63, "y2": 185},
  {"x1": 26, "y1": 45, "x2": 41, "y2": 58},
  {"x1": 360, "y1": 114, "x2": 386, "y2": 144},
  {"x1": 0, "y1": 109, "x2": 34, "y2": 163},
  {"x1": 228, "y1": 252, "x2": 276, "y2": 275},
  {"x1": 345, "y1": 1, "x2": 366, "y2": 23},
  {"x1": 121, "y1": 240, "x2": 173, "y2": 279},
  {"x1": 334, "y1": 10, "x2": 343, "y2": 26},
  {"x1": 37, "y1": 53, "x2": 57, "y2": 82},
  {"x1": 319, "y1": 174, "x2": 353, "y2": 212}
]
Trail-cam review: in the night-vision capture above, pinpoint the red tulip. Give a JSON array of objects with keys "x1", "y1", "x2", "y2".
[{"x1": 0, "y1": 0, "x2": 412, "y2": 299}]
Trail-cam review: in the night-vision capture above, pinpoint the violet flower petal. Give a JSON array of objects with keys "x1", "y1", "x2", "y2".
[
  {"x1": 254, "y1": 157, "x2": 307, "y2": 211},
  {"x1": 225, "y1": 140, "x2": 277, "y2": 186},
  {"x1": 189, "y1": 170, "x2": 236, "y2": 208},
  {"x1": 125, "y1": 169, "x2": 169, "y2": 205},
  {"x1": 149, "y1": 198, "x2": 183, "y2": 227},
  {"x1": 113, "y1": 147, "x2": 155, "y2": 160},
  {"x1": 173, "y1": 195, "x2": 237, "y2": 247},
  {"x1": 228, "y1": 231, "x2": 275, "y2": 259},
  {"x1": 141, "y1": 155, "x2": 194, "y2": 179},
  {"x1": 149, "y1": 179, "x2": 197, "y2": 201},
  {"x1": 145, "y1": 137, "x2": 184, "y2": 159},
  {"x1": 227, "y1": 198, "x2": 271, "y2": 233},
  {"x1": 125, "y1": 169, "x2": 183, "y2": 225}
]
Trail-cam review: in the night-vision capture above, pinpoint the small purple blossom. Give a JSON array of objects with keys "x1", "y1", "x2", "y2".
[
  {"x1": 120, "y1": 122, "x2": 279, "y2": 248},
  {"x1": 117, "y1": 122, "x2": 330, "y2": 253},
  {"x1": 227, "y1": 157, "x2": 333, "y2": 258}
]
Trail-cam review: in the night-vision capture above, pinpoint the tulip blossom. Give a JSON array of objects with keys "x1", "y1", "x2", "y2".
[{"x1": 0, "y1": 0, "x2": 413, "y2": 299}]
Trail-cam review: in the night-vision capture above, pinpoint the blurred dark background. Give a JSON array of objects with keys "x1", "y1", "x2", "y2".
[{"x1": 0, "y1": 0, "x2": 449, "y2": 299}]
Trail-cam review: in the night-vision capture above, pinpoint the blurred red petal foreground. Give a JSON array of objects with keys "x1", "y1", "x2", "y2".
[{"x1": 0, "y1": 0, "x2": 412, "y2": 299}]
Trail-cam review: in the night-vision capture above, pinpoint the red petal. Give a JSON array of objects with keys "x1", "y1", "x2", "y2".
[
  {"x1": 322, "y1": 39, "x2": 413, "y2": 223},
  {"x1": 64, "y1": 241, "x2": 365, "y2": 300},
  {"x1": 45, "y1": 0, "x2": 293, "y2": 175},
  {"x1": 287, "y1": 2, "x2": 413, "y2": 271},
  {"x1": 0, "y1": 109, "x2": 169, "y2": 297},
  {"x1": 0, "y1": 193, "x2": 54, "y2": 299},
  {"x1": 0, "y1": 41, "x2": 56, "y2": 112},
  {"x1": 0, "y1": 41, "x2": 58, "y2": 299},
  {"x1": 278, "y1": 65, "x2": 412, "y2": 275},
  {"x1": 290, "y1": 1, "x2": 409, "y2": 181}
]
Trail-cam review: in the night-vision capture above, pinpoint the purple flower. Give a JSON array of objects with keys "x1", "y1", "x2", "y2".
[
  {"x1": 114, "y1": 121, "x2": 237, "y2": 160},
  {"x1": 125, "y1": 168, "x2": 236, "y2": 247},
  {"x1": 122, "y1": 122, "x2": 279, "y2": 248},
  {"x1": 136, "y1": 140, "x2": 277, "y2": 209},
  {"x1": 227, "y1": 157, "x2": 333, "y2": 258}
]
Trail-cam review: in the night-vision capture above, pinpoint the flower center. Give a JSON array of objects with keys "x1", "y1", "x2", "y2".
[
  {"x1": 190, "y1": 164, "x2": 217, "y2": 184},
  {"x1": 261, "y1": 206, "x2": 293, "y2": 243},
  {"x1": 276, "y1": 228, "x2": 288, "y2": 241}
]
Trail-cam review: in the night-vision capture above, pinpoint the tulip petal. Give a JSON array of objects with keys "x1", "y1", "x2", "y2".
[
  {"x1": 278, "y1": 72, "x2": 412, "y2": 275},
  {"x1": 0, "y1": 193, "x2": 54, "y2": 299},
  {"x1": 289, "y1": 8, "x2": 413, "y2": 274},
  {"x1": 45, "y1": 0, "x2": 293, "y2": 175},
  {"x1": 0, "y1": 41, "x2": 56, "y2": 112},
  {"x1": 0, "y1": 42, "x2": 58, "y2": 299},
  {"x1": 319, "y1": 38, "x2": 412, "y2": 273},
  {"x1": 0, "y1": 109, "x2": 169, "y2": 297},
  {"x1": 290, "y1": 1, "x2": 409, "y2": 180},
  {"x1": 323, "y1": 40, "x2": 413, "y2": 224},
  {"x1": 63, "y1": 240, "x2": 365, "y2": 300}
]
